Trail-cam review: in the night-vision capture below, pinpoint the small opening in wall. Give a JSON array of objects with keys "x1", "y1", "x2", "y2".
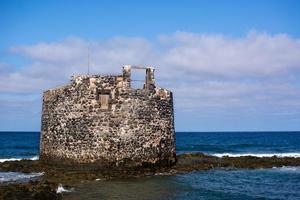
[{"x1": 99, "y1": 93, "x2": 109, "y2": 110}]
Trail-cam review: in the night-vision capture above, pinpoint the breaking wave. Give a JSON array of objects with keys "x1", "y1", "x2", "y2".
[
  {"x1": 0, "y1": 155, "x2": 39, "y2": 163},
  {"x1": 212, "y1": 153, "x2": 300, "y2": 158},
  {"x1": 0, "y1": 172, "x2": 44, "y2": 183},
  {"x1": 56, "y1": 184, "x2": 74, "y2": 193}
]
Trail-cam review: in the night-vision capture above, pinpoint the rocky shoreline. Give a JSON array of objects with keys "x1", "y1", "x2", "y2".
[{"x1": 1, "y1": 153, "x2": 300, "y2": 200}]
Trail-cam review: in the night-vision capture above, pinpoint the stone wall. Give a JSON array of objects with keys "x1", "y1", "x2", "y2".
[{"x1": 40, "y1": 66, "x2": 176, "y2": 169}]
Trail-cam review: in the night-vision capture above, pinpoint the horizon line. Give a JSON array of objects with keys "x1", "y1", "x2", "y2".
[{"x1": 0, "y1": 130, "x2": 300, "y2": 133}]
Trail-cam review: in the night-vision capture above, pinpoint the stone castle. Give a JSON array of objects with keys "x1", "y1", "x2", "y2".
[{"x1": 40, "y1": 65, "x2": 176, "y2": 169}]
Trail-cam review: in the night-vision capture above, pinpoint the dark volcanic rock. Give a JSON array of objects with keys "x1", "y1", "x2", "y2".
[
  {"x1": 0, "y1": 160, "x2": 42, "y2": 173},
  {"x1": 1, "y1": 154, "x2": 300, "y2": 178},
  {"x1": 173, "y1": 153, "x2": 300, "y2": 172},
  {"x1": 1, "y1": 153, "x2": 300, "y2": 199},
  {"x1": 0, "y1": 181, "x2": 61, "y2": 200}
]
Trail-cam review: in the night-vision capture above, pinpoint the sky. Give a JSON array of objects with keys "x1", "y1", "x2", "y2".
[{"x1": 1, "y1": 0, "x2": 300, "y2": 131}]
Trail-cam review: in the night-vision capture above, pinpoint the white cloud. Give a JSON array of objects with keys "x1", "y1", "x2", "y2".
[
  {"x1": 160, "y1": 31, "x2": 300, "y2": 77},
  {"x1": 1, "y1": 31, "x2": 300, "y2": 121},
  {"x1": 0, "y1": 62, "x2": 13, "y2": 74}
]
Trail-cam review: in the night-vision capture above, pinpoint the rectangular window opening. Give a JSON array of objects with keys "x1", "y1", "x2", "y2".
[{"x1": 99, "y1": 93, "x2": 109, "y2": 110}]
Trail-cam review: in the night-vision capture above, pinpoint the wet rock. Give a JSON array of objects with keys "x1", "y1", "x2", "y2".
[
  {"x1": 1, "y1": 153, "x2": 300, "y2": 199},
  {"x1": 0, "y1": 181, "x2": 61, "y2": 200},
  {"x1": 173, "y1": 153, "x2": 300, "y2": 172}
]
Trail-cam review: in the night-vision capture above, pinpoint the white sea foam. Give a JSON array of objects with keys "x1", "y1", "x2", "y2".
[
  {"x1": 212, "y1": 153, "x2": 300, "y2": 158},
  {"x1": 0, "y1": 172, "x2": 44, "y2": 183},
  {"x1": 0, "y1": 156, "x2": 39, "y2": 163},
  {"x1": 56, "y1": 184, "x2": 73, "y2": 193},
  {"x1": 154, "y1": 172, "x2": 173, "y2": 176},
  {"x1": 272, "y1": 166, "x2": 300, "y2": 173}
]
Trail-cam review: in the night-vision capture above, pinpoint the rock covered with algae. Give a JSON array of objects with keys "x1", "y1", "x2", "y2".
[{"x1": 1, "y1": 153, "x2": 300, "y2": 199}]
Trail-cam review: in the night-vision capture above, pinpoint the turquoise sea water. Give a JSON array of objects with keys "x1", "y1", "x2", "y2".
[{"x1": 0, "y1": 131, "x2": 300, "y2": 199}]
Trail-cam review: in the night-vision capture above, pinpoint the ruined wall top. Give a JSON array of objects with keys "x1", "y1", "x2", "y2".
[
  {"x1": 66, "y1": 65, "x2": 156, "y2": 91},
  {"x1": 122, "y1": 65, "x2": 155, "y2": 90}
]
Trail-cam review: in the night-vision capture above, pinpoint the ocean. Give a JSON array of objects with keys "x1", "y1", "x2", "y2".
[{"x1": 1, "y1": 131, "x2": 300, "y2": 199}]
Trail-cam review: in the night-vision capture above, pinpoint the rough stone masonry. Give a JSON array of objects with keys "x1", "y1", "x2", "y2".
[{"x1": 40, "y1": 65, "x2": 176, "y2": 169}]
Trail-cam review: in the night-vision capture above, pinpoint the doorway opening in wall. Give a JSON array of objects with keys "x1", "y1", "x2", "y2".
[{"x1": 131, "y1": 69, "x2": 145, "y2": 89}]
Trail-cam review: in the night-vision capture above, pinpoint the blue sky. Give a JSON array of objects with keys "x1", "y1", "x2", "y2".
[{"x1": 1, "y1": 0, "x2": 300, "y2": 131}]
